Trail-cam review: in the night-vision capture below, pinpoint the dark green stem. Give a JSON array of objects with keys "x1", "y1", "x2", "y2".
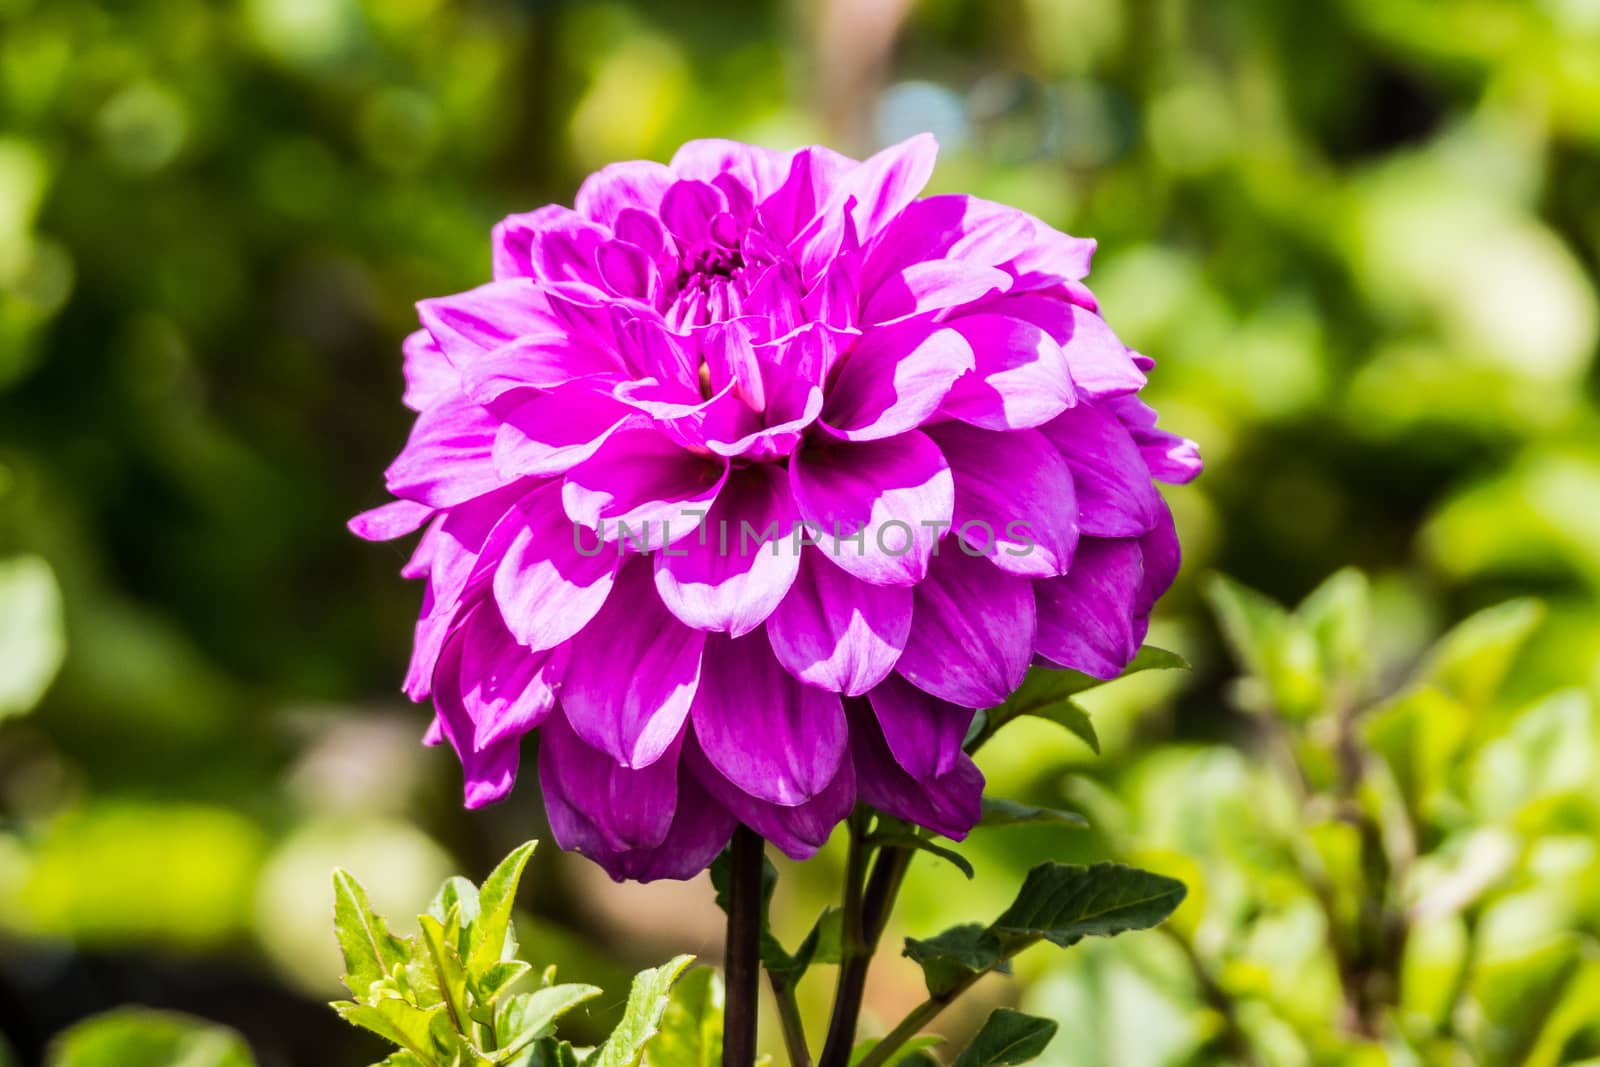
[
  {"x1": 723, "y1": 826, "x2": 765, "y2": 1067},
  {"x1": 817, "y1": 837, "x2": 913, "y2": 1067}
]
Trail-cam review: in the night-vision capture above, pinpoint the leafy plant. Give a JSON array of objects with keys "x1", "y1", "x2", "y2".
[{"x1": 330, "y1": 841, "x2": 706, "y2": 1067}]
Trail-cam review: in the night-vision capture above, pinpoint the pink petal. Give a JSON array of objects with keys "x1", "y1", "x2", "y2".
[
  {"x1": 539, "y1": 709, "x2": 681, "y2": 853},
  {"x1": 690, "y1": 630, "x2": 848, "y2": 806},
  {"x1": 492, "y1": 382, "x2": 640, "y2": 480},
  {"x1": 575, "y1": 160, "x2": 676, "y2": 226},
  {"x1": 562, "y1": 429, "x2": 730, "y2": 547},
  {"x1": 1034, "y1": 538, "x2": 1144, "y2": 679},
  {"x1": 385, "y1": 395, "x2": 507, "y2": 509},
  {"x1": 1002, "y1": 297, "x2": 1146, "y2": 399},
  {"x1": 925, "y1": 422, "x2": 1079, "y2": 578},
  {"x1": 789, "y1": 431, "x2": 954, "y2": 587},
  {"x1": 820, "y1": 321, "x2": 975, "y2": 441},
  {"x1": 850, "y1": 699, "x2": 984, "y2": 840},
  {"x1": 860, "y1": 262, "x2": 1011, "y2": 324},
  {"x1": 896, "y1": 549, "x2": 1036, "y2": 708},
  {"x1": 457, "y1": 603, "x2": 565, "y2": 749},
  {"x1": 866, "y1": 672, "x2": 974, "y2": 780},
  {"x1": 767, "y1": 549, "x2": 911, "y2": 695},
  {"x1": 561, "y1": 558, "x2": 704, "y2": 768},
  {"x1": 349, "y1": 499, "x2": 434, "y2": 542},
  {"x1": 939, "y1": 313, "x2": 1077, "y2": 431},
  {"x1": 686, "y1": 735, "x2": 855, "y2": 860},
  {"x1": 1040, "y1": 404, "x2": 1161, "y2": 537},
  {"x1": 401, "y1": 330, "x2": 460, "y2": 412},
  {"x1": 654, "y1": 464, "x2": 801, "y2": 636},
  {"x1": 491, "y1": 480, "x2": 619, "y2": 652},
  {"x1": 669, "y1": 140, "x2": 792, "y2": 200}
]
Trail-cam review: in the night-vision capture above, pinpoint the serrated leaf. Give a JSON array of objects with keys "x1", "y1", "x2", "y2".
[
  {"x1": 594, "y1": 955, "x2": 695, "y2": 1067},
  {"x1": 377, "y1": 1054, "x2": 428, "y2": 1067},
  {"x1": 904, "y1": 923, "x2": 1003, "y2": 997},
  {"x1": 980, "y1": 797, "x2": 1088, "y2": 829},
  {"x1": 642, "y1": 967, "x2": 723, "y2": 1067},
  {"x1": 470, "y1": 959, "x2": 532, "y2": 1017},
  {"x1": 333, "y1": 869, "x2": 411, "y2": 998},
  {"x1": 334, "y1": 998, "x2": 452, "y2": 1064},
  {"x1": 991, "y1": 862, "x2": 1186, "y2": 950},
  {"x1": 428, "y1": 876, "x2": 481, "y2": 932},
  {"x1": 417, "y1": 914, "x2": 472, "y2": 1040},
  {"x1": 1032, "y1": 699, "x2": 1100, "y2": 754},
  {"x1": 950, "y1": 1009, "x2": 1057, "y2": 1067},
  {"x1": 471, "y1": 841, "x2": 537, "y2": 974},
  {"x1": 495, "y1": 984, "x2": 603, "y2": 1062}
]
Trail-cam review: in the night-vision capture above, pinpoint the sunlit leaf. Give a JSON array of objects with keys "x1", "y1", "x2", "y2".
[
  {"x1": 904, "y1": 923, "x2": 1003, "y2": 997},
  {"x1": 950, "y1": 1009, "x2": 1057, "y2": 1067},
  {"x1": 471, "y1": 840, "x2": 536, "y2": 974},
  {"x1": 642, "y1": 966, "x2": 722, "y2": 1067},
  {"x1": 594, "y1": 955, "x2": 695, "y2": 1067},
  {"x1": 497, "y1": 984, "x2": 604, "y2": 1062},
  {"x1": 47, "y1": 1009, "x2": 255, "y2": 1067},
  {"x1": 333, "y1": 868, "x2": 410, "y2": 997},
  {"x1": 992, "y1": 863, "x2": 1186, "y2": 950}
]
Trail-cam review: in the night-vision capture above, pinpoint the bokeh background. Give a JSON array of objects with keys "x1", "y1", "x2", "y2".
[{"x1": 3, "y1": 0, "x2": 1600, "y2": 1064}]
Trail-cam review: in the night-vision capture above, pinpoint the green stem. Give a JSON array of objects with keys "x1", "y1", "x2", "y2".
[
  {"x1": 817, "y1": 837, "x2": 913, "y2": 1067},
  {"x1": 769, "y1": 974, "x2": 813, "y2": 1067}
]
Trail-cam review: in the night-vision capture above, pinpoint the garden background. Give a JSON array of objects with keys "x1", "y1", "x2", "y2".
[{"x1": 3, "y1": 0, "x2": 1600, "y2": 1064}]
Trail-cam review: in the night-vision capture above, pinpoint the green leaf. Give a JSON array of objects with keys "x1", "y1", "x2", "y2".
[
  {"x1": 418, "y1": 913, "x2": 472, "y2": 1033},
  {"x1": 469, "y1": 959, "x2": 533, "y2": 1018},
  {"x1": 868, "y1": 829, "x2": 975, "y2": 879},
  {"x1": 769, "y1": 906, "x2": 845, "y2": 985},
  {"x1": 903, "y1": 923, "x2": 1003, "y2": 997},
  {"x1": 950, "y1": 1009, "x2": 1058, "y2": 1067},
  {"x1": 594, "y1": 955, "x2": 695, "y2": 1067},
  {"x1": 642, "y1": 966, "x2": 723, "y2": 1067},
  {"x1": 333, "y1": 868, "x2": 411, "y2": 997},
  {"x1": 0, "y1": 555, "x2": 65, "y2": 721},
  {"x1": 976, "y1": 646, "x2": 1185, "y2": 749},
  {"x1": 1204, "y1": 574, "x2": 1322, "y2": 718},
  {"x1": 991, "y1": 862, "x2": 1186, "y2": 950},
  {"x1": 849, "y1": 1036, "x2": 945, "y2": 1066},
  {"x1": 495, "y1": 984, "x2": 604, "y2": 1062},
  {"x1": 47, "y1": 1009, "x2": 255, "y2": 1067},
  {"x1": 1417, "y1": 598, "x2": 1543, "y2": 708},
  {"x1": 1296, "y1": 567, "x2": 1370, "y2": 689},
  {"x1": 334, "y1": 998, "x2": 452, "y2": 1064},
  {"x1": 427, "y1": 876, "x2": 481, "y2": 931},
  {"x1": 979, "y1": 797, "x2": 1088, "y2": 830},
  {"x1": 471, "y1": 840, "x2": 537, "y2": 974}
]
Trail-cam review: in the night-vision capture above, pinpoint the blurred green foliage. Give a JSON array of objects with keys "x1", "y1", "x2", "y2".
[{"x1": 2, "y1": 0, "x2": 1600, "y2": 1063}]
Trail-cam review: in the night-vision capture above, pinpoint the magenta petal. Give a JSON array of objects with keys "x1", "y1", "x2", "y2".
[
  {"x1": 896, "y1": 549, "x2": 1036, "y2": 708},
  {"x1": 493, "y1": 384, "x2": 639, "y2": 480},
  {"x1": 349, "y1": 499, "x2": 433, "y2": 542},
  {"x1": 402, "y1": 330, "x2": 460, "y2": 412},
  {"x1": 1002, "y1": 297, "x2": 1146, "y2": 399},
  {"x1": 385, "y1": 395, "x2": 507, "y2": 509},
  {"x1": 940, "y1": 314, "x2": 1077, "y2": 431},
  {"x1": 491, "y1": 206, "x2": 610, "y2": 285},
  {"x1": 432, "y1": 632, "x2": 522, "y2": 809},
  {"x1": 850, "y1": 699, "x2": 984, "y2": 840},
  {"x1": 655, "y1": 464, "x2": 801, "y2": 636},
  {"x1": 1136, "y1": 499, "x2": 1181, "y2": 618},
  {"x1": 538, "y1": 707, "x2": 681, "y2": 853},
  {"x1": 1040, "y1": 405, "x2": 1161, "y2": 537},
  {"x1": 669, "y1": 140, "x2": 791, "y2": 199},
  {"x1": 925, "y1": 422, "x2": 1079, "y2": 578},
  {"x1": 561, "y1": 558, "x2": 704, "y2": 768},
  {"x1": 457, "y1": 603, "x2": 565, "y2": 749},
  {"x1": 832, "y1": 133, "x2": 939, "y2": 242},
  {"x1": 820, "y1": 321, "x2": 974, "y2": 441},
  {"x1": 690, "y1": 630, "x2": 848, "y2": 806},
  {"x1": 574, "y1": 160, "x2": 676, "y2": 226},
  {"x1": 1034, "y1": 538, "x2": 1144, "y2": 679},
  {"x1": 542, "y1": 723, "x2": 737, "y2": 882},
  {"x1": 789, "y1": 431, "x2": 953, "y2": 587},
  {"x1": 562, "y1": 429, "x2": 730, "y2": 546},
  {"x1": 686, "y1": 736, "x2": 855, "y2": 860},
  {"x1": 866, "y1": 672, "x2": 974, "y2": 780},
  {"x1": 417, "y1": 279, "x2": 567, "y2": 363},
  {"x1": 491, "y1": 480, "x2": 619, "y2": 652},
  {"x1": 460, "y1": 335, "x2": 625, "y2": 404},
  {"x1": 1109, "y1": 394, "x2": 1203, "y2": 485},
  {"x1": 860, "y1": 262, "x2": 1011, "y2": 325},
  {"x1": 767, "y1": 549, "x2": 910, "y2": 695}
]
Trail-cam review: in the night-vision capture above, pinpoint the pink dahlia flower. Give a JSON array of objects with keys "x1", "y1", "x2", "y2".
[{"x1": 352, "y1": 135, "x2": 1200, "y2": 881}]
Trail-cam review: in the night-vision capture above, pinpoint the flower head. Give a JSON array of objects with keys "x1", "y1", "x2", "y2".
[{"x1": 352, "y1": 136, "x2": 1201, "y2": 881}]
